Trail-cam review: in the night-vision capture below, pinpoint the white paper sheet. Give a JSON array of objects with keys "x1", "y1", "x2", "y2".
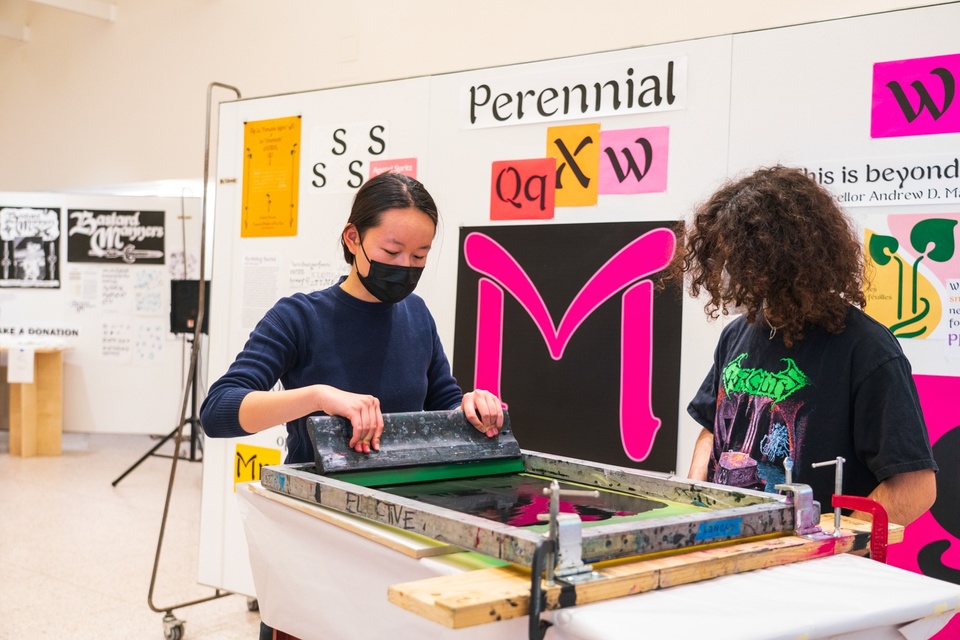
[{"x1": 7, "y1": 347, "x2": 34, "y2": 383}]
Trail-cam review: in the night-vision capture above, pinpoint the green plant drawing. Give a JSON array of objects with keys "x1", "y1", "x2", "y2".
[{"x1": 869, "y1": 218, "x2": 958, "y2": 338}]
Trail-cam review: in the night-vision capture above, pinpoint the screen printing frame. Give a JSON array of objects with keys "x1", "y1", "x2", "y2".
[{"x1": 259, "y1": 450, "x2": 795, "y2": 569}]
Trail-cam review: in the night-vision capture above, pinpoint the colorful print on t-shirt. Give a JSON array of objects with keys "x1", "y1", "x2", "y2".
[{"x1": 712, "y1": 353, "x2": 810, "y2": 494}]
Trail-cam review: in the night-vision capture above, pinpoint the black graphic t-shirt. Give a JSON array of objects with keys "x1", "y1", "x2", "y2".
[{"x1": 688, "y1": 307, "x2": 936, "y2": 508}]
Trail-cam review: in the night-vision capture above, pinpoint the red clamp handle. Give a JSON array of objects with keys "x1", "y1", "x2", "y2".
[{"x1": 831, "y1": 494, "x2": 888, "y2": 563}]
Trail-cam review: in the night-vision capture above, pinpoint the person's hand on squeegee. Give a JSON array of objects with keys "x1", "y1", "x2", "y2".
[
  {"x1": 325, "y1": 387, "x2": 504, "y2": 455},
  {"x1": 461, "y1": 389, "x2": 504, "y2": 438}
]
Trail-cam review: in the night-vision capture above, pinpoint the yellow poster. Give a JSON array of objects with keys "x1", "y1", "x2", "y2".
[
  {"x1": 234, "y1": 443, "x2": 282, "y2": 490},
  {"x1": 241, "y1": 115, "x2": 301, "y2": 237},
  {"x1": 547, "y1": 123, "x2": 601, "y2": 207}
]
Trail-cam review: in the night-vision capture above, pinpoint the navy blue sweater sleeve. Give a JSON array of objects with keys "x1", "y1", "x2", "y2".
[
  {"x1": 423, "y1": 312, "x2": 464, "y2": 411},
  {"x1": 200, "y1": 285, "x2": 466, "y2": 457},
  {"x1": 199, "y1": 301, "x2": 300, "y2": 438}
]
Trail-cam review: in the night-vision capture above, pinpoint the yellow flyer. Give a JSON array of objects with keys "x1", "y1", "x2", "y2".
[{"x1": 241, "y1": 115, "x2": 301, "y2": 237}]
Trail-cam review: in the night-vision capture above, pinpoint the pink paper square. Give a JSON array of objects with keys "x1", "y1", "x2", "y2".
[
  {"x1": 872, "y1": 53, "x2": 960, "y2": 138},
  {"x1": 369, "y1": 158, "x2": 418, "y2": 179},
  {"x1": 598, "y1": 127, "x2": 669, "y2": 195}
]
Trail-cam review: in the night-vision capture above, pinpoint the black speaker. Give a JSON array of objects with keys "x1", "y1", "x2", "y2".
[{"x1": 170, "y1": 279, "x2": 211, "y2": 335}]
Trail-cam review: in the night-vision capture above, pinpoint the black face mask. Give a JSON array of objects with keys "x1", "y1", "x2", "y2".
[{"x1": 357, "y1": 242, "x2": 423, "y2": 304}]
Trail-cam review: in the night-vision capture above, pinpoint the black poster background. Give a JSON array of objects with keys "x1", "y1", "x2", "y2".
[
  {"x1": 452, "y1": 222, "x2": 683, "y2": 473},
  {"x1": 66, "y1": 209, "x2": 165, "y2": 264}
]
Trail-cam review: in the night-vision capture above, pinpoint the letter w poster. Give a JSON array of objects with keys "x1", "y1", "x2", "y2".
[{"x1": 452, "y1": 222, "x2": 682, "y2": 472}]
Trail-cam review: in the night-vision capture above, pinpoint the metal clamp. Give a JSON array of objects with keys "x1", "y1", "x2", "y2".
[
  {"x1": 529, "y1": 481, "x2": 602, "y2": 640},
  {"x1": 537, "y1": 480, "x2": 600, "y2": 582},
  {"x1": 774, "y1": 483, "x2": 822, "y2": 536},
  {"x1": 811, "y1": 457, "x2": 846, "y2": 537},
  {"x1": 812, "y1": 456, "x2": 890, "y2": 561},
  {"x1": 831, "y1": 494, "x2": 890, "y2": 562}
]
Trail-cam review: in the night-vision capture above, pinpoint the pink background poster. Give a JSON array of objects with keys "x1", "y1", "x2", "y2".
[{"x1": 889, "y1": 374, "x2": 960, "y2": 638}]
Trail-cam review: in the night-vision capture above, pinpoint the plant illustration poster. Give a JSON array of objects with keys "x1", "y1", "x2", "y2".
[{"x1": 864, "y1": 213, "x2": 959, "y2": 339}]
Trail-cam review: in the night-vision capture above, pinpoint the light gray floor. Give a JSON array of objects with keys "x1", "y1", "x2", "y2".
[{"x1": 0, "y1": 431, "x2": 261, "y2": 640}]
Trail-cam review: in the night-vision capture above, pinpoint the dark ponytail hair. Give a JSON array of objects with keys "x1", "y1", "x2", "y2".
[{"x1": 340, "y1": 173, "x2": 439, "y2": 265}]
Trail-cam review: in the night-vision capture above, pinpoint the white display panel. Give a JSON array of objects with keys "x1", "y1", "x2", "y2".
[{"x1": 198, "y1": 3, "x2": 960, "y2": 598}]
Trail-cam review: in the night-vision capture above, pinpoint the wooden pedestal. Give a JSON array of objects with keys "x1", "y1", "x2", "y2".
[{"x1": 8, "y1": 349, "x2": 63, "y2": 457}]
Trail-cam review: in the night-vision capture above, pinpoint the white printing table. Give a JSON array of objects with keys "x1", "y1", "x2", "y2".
[{"x1": 236, "y1": 483, "x2": 960, "y2": 640}]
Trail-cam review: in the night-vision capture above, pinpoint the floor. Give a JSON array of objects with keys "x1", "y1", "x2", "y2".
[{"x1": 0, "y1": 431, "x2": 262, "y2": 640}]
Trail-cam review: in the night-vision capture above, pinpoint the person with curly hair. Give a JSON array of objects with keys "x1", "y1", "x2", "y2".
[{"x1": 673, "y1": 165, "x2": 936, "y2": 525}]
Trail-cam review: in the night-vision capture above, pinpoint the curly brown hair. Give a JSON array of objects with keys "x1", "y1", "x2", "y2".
[{"x1": 668, "y1": 165, "x2": 867, "y2": 347}]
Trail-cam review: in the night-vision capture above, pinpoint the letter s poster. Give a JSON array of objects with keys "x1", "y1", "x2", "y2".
[{"x1": 452, "y1": 221, "x2": 682, "y2": 472}]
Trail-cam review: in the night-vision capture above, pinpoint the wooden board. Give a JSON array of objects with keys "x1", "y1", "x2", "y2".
[{"x1": 388, "y1": 515, "x2": 905, "y2": 629}]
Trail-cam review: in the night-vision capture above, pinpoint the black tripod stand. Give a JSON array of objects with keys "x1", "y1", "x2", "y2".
[{"x1": 112, "y1": 335, "x2": 204, "y2": 487}]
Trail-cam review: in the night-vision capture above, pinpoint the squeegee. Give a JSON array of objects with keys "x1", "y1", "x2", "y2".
[{"x1": 306, "y1": 409, "x2": 525, "y2": 487}]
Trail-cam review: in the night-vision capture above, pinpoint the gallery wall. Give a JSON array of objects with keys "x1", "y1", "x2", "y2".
[
  {"x1": 196, "y1": 4, "x2": 960, "y2": 600},
  {"x1": 0, "y1": 192, "x2": 204, "y2": 436},
  {"x1": 0, "y1": 1, "x2": 952, "y2": 193}
]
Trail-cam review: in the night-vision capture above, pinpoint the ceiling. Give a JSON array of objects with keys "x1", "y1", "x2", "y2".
[{"x1": 0, "y1": 0, "x2": 116, "y2": 42}]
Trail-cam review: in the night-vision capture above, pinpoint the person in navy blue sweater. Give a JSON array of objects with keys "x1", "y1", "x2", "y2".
[{"x1": 200, "y1": 172, "x2": 503, "y2": 464}]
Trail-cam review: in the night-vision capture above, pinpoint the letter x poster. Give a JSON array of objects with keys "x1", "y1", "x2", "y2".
[{"x1": 452, "y1": 221, "x2": 682, "y2": 472}]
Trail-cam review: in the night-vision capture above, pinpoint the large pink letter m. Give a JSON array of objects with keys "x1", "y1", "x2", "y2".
[{"x1": 464, "y1": 228, "x2": 676, "y2": 461}]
